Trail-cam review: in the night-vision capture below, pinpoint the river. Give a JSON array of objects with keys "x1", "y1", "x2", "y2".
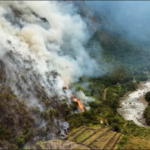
[{"x1": 117, "y1": 81, "x2": 150, "y2": 126}]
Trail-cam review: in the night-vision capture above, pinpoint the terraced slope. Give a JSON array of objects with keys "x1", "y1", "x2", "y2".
[
  {"x1": 68, "y1": 127, "x2": 87, "y2": 141},
  {"x1": 91, "y1": 131, "x2": 115, "y2": 149},
  {"x1": 68, "y1": 126, "x2": 85, "y2": 138},
  {"x1": 75, "y1": 129, "x2": 94, "y2": 143},
  {"x1": 104, "y1": 133, "x2": 121, "y2": 150},
  {"x1": 68, "y1": 126, "x2": 122, "y2": 150},
  {"x1": 31, "y1": 126, "x2": 123, "y2": 150}
]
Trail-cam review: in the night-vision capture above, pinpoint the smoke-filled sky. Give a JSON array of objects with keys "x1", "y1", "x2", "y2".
[
  {"x1": 86, "y1": 1, "x2": 150, "y2": 43},
  {"x1": 0, "y1": 1, "x2": 102, "y2": 85}
]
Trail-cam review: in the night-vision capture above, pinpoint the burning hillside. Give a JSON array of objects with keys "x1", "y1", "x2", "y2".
[
  {"x1": 71, "y1": 94, "x2": 85, "y2": 112},
  {"x1": 0, "y1": 0, "x2": 102, "y2": 142}
]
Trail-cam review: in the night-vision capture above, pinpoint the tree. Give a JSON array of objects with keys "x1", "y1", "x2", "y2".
[
  {"x1": 41, "y1": 109, "x2": 58, "y2": 123},
  {"x1": 144, "y1": 106, "x2": 150, "y2": 125},
  {"x1": 145, "y1": 92, "x2": 150, "y2": 103},
  {"x1": 16, "y1": 136, "x2": 25, "y2": 149}
]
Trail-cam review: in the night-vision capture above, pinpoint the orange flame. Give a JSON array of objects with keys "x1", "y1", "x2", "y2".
[{"x1": 71, "y1": 94, "x2": 84, "y2": 112}]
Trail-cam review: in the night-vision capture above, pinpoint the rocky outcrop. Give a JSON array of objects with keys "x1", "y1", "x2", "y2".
[{"x1": 31, "y1": 140, "x2": 90, "y2": 150}]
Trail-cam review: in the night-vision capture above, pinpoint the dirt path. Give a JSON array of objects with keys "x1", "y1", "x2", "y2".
[{"x1": 103, "y1": 88, "x2": 108, "y2": 101}]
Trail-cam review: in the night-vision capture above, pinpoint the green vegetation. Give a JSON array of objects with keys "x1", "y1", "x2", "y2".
[
  {"x1": 0, "y1": 86, "x2": 35, "y2": 149},
  {"x1": 66, "y1": 55, "x2": 150, "y2": 149},
  {"x1": 41, "y1": 108, "x2": 58, "y2": 124},
  {"x1": 144, "y1": 106, "x2": 150, "y2": 125},
  {"x1": 67, "y1": 71, "x2": 150, "y2": 149},
  {"x1": 89, "y1": 27, "x2": 150, "y2": 71},
  {"x1": 145, "y1": 91, "x2": 150, "y2": 103},
  {"x1": 16, "y1": 136, "x2": 25, "y2": 149},
  {"x1": 67, "y1": 66, "x2": 140, "y2": 132},
  {"x1": 117, "y1": 121, "x2": 150, "y2": 149},
  {"x1": 76, "y1": 129, "x2": 94, "y2": 143},
  {"x1": 144, "y1": 92, "x2": 150, "y2": 125}
]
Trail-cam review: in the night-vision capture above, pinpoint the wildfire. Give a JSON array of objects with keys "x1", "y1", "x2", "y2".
[
  {"x1": 71, "y1": 94, "x2": 84, "y2": 112},
  {"x1": 63, "y1": 85, "x2": 84, "y2": 112}
]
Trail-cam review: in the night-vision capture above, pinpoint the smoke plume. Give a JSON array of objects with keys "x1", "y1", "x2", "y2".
[{"x1": 0, "y1": 1, "x2": 102, "y2": 112}]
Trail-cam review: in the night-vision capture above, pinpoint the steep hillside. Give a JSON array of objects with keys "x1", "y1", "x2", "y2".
[
  {"x1": 0, "y1": 86, "x2": 35, "y2": 149},
  {"x1": 90, "y1": 29, "x2": 150, "y2": 69},
  {"x1": 0, "y1": 1, "x2": 106, "y2": 148},
  {"x1": 1, "y1": 1, "x2": 150, "y2": 150},
  {"x1": 84, "y1": 1, "x2": 150, "y2": 71}
]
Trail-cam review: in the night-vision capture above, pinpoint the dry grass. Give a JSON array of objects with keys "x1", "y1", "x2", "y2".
[
  {"x1": 83, "y1": 128, "x2": 108, "y2": 146},
  {"x1": 68, "y1": 127, "x2": 86, "y2": 141},
  {"x1": 105, "y1": 133, "x2": 121, "y2": 150},
  {"x1": 91, "y1": 131, "x2": 115, "y2": 149},
  {"x1": 122, "y1": 135, "x2": 150, "y2": 149}
]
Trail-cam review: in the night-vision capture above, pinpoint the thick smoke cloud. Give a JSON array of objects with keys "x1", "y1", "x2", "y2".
[
  {"x1": 0, "y1": 1, "x2": 107, "y2": 139},
  {"x1": 86, "y1": 1, "x2": 150, "y2": 43},
  {"x1": 4, "y1": 1, "x2": 101, "y2": 83},
  {"x1": 0, "y1": 1, "x2": 103, "y2": 111}
]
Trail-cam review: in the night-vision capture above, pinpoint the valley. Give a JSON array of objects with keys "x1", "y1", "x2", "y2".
[{"x1": 0, "y1": 1, "x2": 150, "y2": 150}]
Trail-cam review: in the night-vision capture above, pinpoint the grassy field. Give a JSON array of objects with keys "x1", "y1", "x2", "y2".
[
  {"x1": 68, "y1": 127, "x2": 86, "y2": 141},
  {"x1": 83, "y1": 128, "x2": 108, "y2": 145},
  {"x1": 75, "y1": 129, "x2": 94, "y2": 143}
]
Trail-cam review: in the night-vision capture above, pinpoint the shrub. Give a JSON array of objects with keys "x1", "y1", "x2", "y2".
[
  {"x1": 144, "y1": 105, "x2": 150, "y2": 125},
  {"x1": 16, "y1": 136, "x2": 25, "y2": 149},
  {"x1": 145, "y1": 92, "x2": 150, "y2": 103},
  {"x1": 41, "y1": 108, "x2": 58, "y2": 123},
  {"x1": 0, "y1": 124, "x2": 6, "y2": 140}
]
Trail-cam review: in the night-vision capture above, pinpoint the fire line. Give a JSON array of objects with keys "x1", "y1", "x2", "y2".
[{"x1": 71, "y1": 94, "x2": 84, "y2": 112}]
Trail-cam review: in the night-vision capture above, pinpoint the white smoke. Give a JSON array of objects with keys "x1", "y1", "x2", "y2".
[
  {"x1": 75, "y1": 90, "x2": 94, "y2": 110},
  {"x1": 75, "y1": 91, "x2": 94, "y2": 103},
  {"x1": 0, "y1": 1, "x2": 102, "y2": 111}
]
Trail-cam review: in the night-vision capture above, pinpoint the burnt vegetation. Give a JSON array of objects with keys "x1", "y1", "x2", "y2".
[
  {"x1": 0, "y1": 53, "x2": 80, "y2": 148},
  {"x1": 0, "y1": 61, "x2": 35, "y2": 149},
  {"x1": 0, "y1": 86, "x2": 36, "y2": 149}
]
